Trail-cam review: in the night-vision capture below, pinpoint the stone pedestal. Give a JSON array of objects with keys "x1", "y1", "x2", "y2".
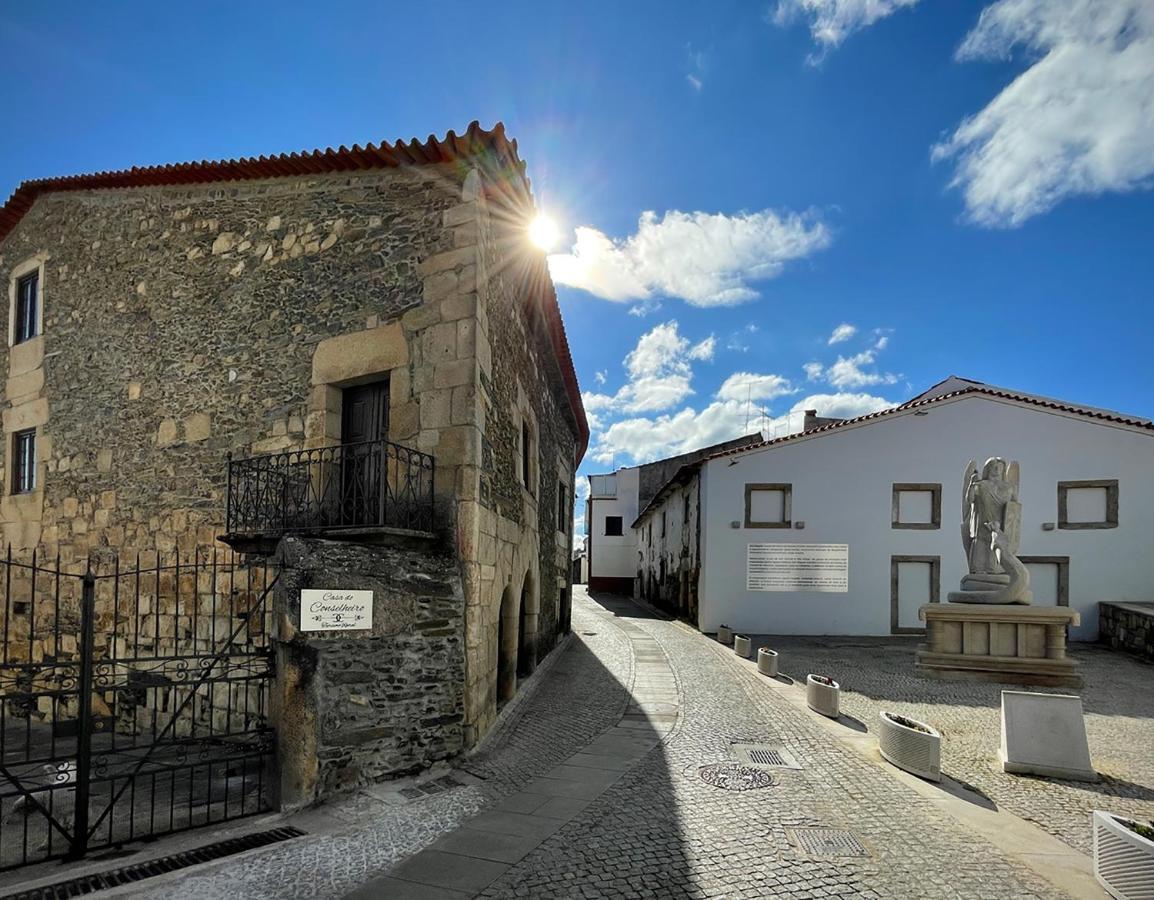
[{"x1": 917, "y1": 603, "x2": 1082, "y2": 688}]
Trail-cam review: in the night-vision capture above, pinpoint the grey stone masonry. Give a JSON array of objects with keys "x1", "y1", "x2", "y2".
[
  {"x1": 1099, "y1": 600, "x2": 1154, "y2": 661},
  {"x1": 273, "y1": 536, "x2": 465, "y2": 806}
]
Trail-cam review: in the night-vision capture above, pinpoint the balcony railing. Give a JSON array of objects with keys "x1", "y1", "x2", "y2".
[{"x1": 225, "y1": 438, "x2": 435, "y2": 539}]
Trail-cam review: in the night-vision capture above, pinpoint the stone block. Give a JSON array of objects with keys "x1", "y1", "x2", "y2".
[
  {"x1": 417, "y1": 245, "x2": 475, "y2": 277},
  {"x1": 422, "y1": 322, "x2": 458, "y2": 364},
  {"x1": 99, "y1": 490, "x2": 117, "y2": 510},
  {"x1": 156, "y1": 418, "x2": 179, "y2": 447},
  {"x1": 423, "y1": 270, "x2": 458, "y2": 303},
  {"x1": 443, "y1": 201, "x2": 477, "y2": 228},
  {"x1": 3, "y1": 397, "x2": 49, "y2": 432},
  {"x1": 451, "y1": 385, "x2": 481, "y2": 426},
  {"x1": 127, "y1": 381, "x2": 142, "y2": 401},
  {"x1": 401, "y1": 304, "x2": 441, "y2": 332},
  {"x1": 419, "y1": 389, "x2": 453, "y2": 430},
  {"x1": 312, "y1": 323, "x2": 409, "y2": 386},
  {"x1": 434, "y1": 359, "x2": 475, "y2": 390},
  {"x1": 1000, "y1": 691, "x2": 1096, "y2": 781},
  {"x1": 440, "y1": 291, "x2": 477, "y2": 322},
  {"x1": 6, "y1": 367, "x2": 44, "y2": 403},
  {"x1": 183, "y1": 412, "x2": 211, "y2": 442}
]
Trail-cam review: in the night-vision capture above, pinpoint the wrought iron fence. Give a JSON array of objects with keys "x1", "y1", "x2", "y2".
[
  {"x1": 226, "y1": 438, "x2": 435, "y2": 538},
  {"x1": 0, "y1": 549, "x2": 276, "y2": 870}
]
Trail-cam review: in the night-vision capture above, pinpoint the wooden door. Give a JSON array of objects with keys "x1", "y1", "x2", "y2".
[{"x1": 339, "y1": 380, "x2": 389, "y2": 526}]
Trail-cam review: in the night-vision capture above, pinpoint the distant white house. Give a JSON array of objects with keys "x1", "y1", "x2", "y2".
[
  {"x1": 633, "y1": 377, "x2": 1154, "y2": 642},
  {"x1": 584, "y1": 434, "x2": 761, "y2": 594}
]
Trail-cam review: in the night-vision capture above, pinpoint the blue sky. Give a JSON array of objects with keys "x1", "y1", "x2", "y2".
[{"x1": 2, "y1": 1, "x2": 1152, "y2": 537}]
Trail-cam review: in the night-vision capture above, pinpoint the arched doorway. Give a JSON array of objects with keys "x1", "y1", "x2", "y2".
[
  {"x1": 496, "y1": 585, "x2": 518, "y2": 705},
  {"x1": 517, "y1": 570, "x2": 537, "y2": 678}
]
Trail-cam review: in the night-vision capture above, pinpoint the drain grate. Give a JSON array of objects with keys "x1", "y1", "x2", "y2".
[
  {"x1": 732, "y1": 743, "x2": 802, "y2": 770},
  {"x1": 400, "y1": 774, "x2": 463, "y2": 801},
  {"x1": 697, "y1": 763, "x2": 774, "y2": 791},
  {"x1": 0, "y1": 827, "x2": 306, "y2": 900},
  {"x1": 789, "y1": 827, "x2": 870, "y2": 858}
]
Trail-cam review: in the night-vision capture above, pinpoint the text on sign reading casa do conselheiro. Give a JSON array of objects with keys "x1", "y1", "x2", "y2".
[{"x1": 299, "y1": 589, "x2": 374, "y2": 631}]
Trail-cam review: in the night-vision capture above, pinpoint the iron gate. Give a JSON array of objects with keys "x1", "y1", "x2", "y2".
[{"x1": 0, "y1": 548, "x2": 277, "y2": 870}]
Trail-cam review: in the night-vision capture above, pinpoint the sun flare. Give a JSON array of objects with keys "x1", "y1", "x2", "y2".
[{"x1": 528, "y1": 213, "x2": 561, "y2": 251}]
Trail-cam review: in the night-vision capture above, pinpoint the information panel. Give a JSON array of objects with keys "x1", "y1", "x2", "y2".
[
  {"x1": 746, "y1": 543, "x2": 849, "y2": 593},
  {"x1": 300, "y1": 589, "x2": 374, "y2": 631}
]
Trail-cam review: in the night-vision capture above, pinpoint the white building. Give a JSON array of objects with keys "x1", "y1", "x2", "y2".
[
  {"x1": 585, "y1": 434, "x2": 761, "y2": 594},
  {"x1": 632, "y1": 377, "x2": 1154, "y2": 641}
]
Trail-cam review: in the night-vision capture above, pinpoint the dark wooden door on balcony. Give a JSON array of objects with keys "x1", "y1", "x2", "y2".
[{"x1": 339, "y1": 379, "x2": 390, "y2": 526}]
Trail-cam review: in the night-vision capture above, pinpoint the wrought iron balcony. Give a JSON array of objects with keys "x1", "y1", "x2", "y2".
[{"x1": 224, "y1": 438, "x2": 435, "y2": 546}]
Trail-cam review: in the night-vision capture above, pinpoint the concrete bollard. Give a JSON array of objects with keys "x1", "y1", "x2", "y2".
[
  {"x1": 734, "y1": 634, "x2": 752, "y2": 658},
  {"x1": 757, "y1": 648, "x2": 779, "y2": 677},
  {"x1": 717, "y1": 624, "x2": 732, "y2": 645}
]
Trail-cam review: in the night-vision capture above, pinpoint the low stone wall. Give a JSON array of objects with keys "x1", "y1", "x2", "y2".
[
  {"x1": 272, "y1": 536, "x2": 465, "y2": 808},
  {"x1": 1099, "y1": 601, "x2": 1154, "y2": 662}
]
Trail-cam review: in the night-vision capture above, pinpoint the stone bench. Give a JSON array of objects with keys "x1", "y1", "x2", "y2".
[{"x1": 1099, "y1": 601, "x2": 1154, "y2": 662}]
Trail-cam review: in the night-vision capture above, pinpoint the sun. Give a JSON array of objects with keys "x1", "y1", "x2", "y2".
[{"x1": 528, "y1": 213, "x2": 560, "y2": 251}]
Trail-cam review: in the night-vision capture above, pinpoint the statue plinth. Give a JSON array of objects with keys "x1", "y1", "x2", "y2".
[{"x1": 916, "y1": 603, "x2": 1082, "y2": 688}]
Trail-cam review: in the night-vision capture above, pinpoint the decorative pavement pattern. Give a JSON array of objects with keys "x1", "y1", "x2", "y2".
[{"x1": 123, "y1": 588, "x2": 1109, "y2": 899}]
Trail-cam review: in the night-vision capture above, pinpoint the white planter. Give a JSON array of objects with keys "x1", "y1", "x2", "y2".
[
  {"x1": 733, "y1": 634, "x2": 751, "y2": 658},
  {"x1": 717, "y1": 624, "x2": 732, "y2": 645},
  {"x1": 1093, "y1": 810, "x2": 1154, "y2": 899},
  {"x1": 878, "y1": 711, "x2": 941, "y2": 782},
  {"x1": 757, "y1": 648, "x2": 779, "y2": 677},
  {"x1": 806, "y1": 674, "x2": 840, "y2": 718}
]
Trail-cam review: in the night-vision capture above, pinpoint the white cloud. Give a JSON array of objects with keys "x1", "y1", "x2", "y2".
[
  {"x1": 716, "y1": 372, "x2": 795, "y2": 403},
  {"x1": 774, "y1": 0, "x2": 921, "y2": 55},
  {"x1": 826, "y1": 349, "x2": 899, "y2": 389},
  {"x1": 583, "y1": 321, "x2": 715, "y2": 416},
  {"x1": 803, "y1": 361, "x2": 824, "y2": 380},
  {"x1": 595, "y1": 370, "x2": 607, "y2": 385},
  {"x1": 590, "y1": 389, "x2": 895, "y2": 465},
  {"x1": 548, "y1": 209, "x2": 831, "y2": 307},
  {"x1": 827, "y1": 322, "x2": 857, "y2": 344},
  {"x1": 687, "y1": 74, "x2": 703, "y2": 91},
  {"x1": 934, "y1": 0, "x2": 1154, "y2": 227}
]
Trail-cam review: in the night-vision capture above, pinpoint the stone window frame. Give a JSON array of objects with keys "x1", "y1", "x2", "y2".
[
  {"x1": 744, "y1": 483, "x2": 792, "y2": 529},
  {"x1": 515, "y1": 399, "x2": 540, "y2": 502},
  {"x1": 8, "y1": 256, "x2": 46, "y2": 348},
  {"x1": 1017, "y1": 555, "x2": 1070, "y2": 607},
  {"x1": 891, "y1": 482, "x2": 942, "y2": 530},
  {"x1": 890, "y1": 554, "x2": 940, "y2": 635},
  {"x1": 1057, "y1": 479, "x2": 1118, "y2": 530}
]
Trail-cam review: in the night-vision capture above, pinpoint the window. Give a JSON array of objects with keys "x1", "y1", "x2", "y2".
[
  {"x1": 521, "y1": 422, "x2": 531, "y2": 490},
  {"x1": 744, "y1": 483, "x2": 792, "y2": 528},
  {"x1": 14, "y1": 272, "x2": 38, "y2": 345},
  {"x1": 11, "y1": 429, "x2": 36, "y2": 494},
  {"x1": 891, "y1": 483, "x2": 942, "y2": 530},
  {"x1": 557, "y1": 481, "x2": 568, "y2": 532},
  {"x1": 661, "y1": 511, "x2": 666, "y2": 538},
  {"x1": 683, "y1": 493, "x2": 690, "y2": 521},
  {"x1": 1058, "y1": 480, "x2": 1118, "y2": 529},
  {"x1": 604, "y1": 515, "x2": 623, "y2": 537}
]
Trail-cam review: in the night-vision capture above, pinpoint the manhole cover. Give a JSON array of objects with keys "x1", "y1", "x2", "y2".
[
  {"x1": 732, "y1": 743, "x2": 802, "y2": 770},
  {"x1": 697, "y1": 764, "x2": 774, "y2": 791},
  {"x1": 789, "y1": 827, "x2": 869, "y2": 858}
]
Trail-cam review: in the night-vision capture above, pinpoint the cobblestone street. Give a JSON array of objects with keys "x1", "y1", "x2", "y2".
[{"x1": 114, "y1": 587, "x2": 1118, "y2": 899}]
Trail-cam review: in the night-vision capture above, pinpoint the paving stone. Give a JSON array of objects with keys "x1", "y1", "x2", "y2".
[
  {"x1": 345, "y1": 876, "x2": 470, "y2": 899},
  {"x1": 430, "y1": 828, "x2": 543, "y2": 864},
  {"x1": 390, "y1": 849, "x2": 508, "y2": 893}
]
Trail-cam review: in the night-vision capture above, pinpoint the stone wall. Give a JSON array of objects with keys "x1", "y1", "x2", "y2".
[
  {"x1": 455, "y1": 177, "x2": 578, "y2": 743},
  {"x1": 273, "y1": 537, "x2": 464, "y2": 806},
  {"x1": 636, "y1": 473, "x2": 700, "y2": 619},
  {"x1": 1098, "y1": 601, "x2": 1154, "y2": 662},
  {"x1": 0, "y1": 167, "x2": 464, "y2": 564}
]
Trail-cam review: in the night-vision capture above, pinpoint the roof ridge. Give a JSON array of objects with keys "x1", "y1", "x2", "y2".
[{"x1": 706, "y1": 384, "x2": 1152, "y2": 463}]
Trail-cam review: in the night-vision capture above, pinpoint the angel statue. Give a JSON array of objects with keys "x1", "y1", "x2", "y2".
[{"x1": 947, "y1": 457, "x2": 1032, "y2": 605}]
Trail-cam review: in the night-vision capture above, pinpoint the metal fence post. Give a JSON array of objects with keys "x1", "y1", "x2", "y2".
[{"x1": 66, "y1": 571, "x2": 97, "y2": 862}]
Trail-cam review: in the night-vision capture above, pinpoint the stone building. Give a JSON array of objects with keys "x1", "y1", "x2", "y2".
[{"x1": 0, "y1": 122, "x2": 588, "y2": 793}]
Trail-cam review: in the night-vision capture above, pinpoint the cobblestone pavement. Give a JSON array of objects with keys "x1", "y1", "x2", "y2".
[
  {"x1": 127, "y1": 589, "x2": 1093, "y2": 898},
  {"x1": 123, "y1": 596, "x2": 633, "y2": 900},
  {"x1": 761, "y1": 635, "x2": 1154, "y2": 856},
  {"x1": 466, "y1": 592, "x2": 1067, "y2": 900}
]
